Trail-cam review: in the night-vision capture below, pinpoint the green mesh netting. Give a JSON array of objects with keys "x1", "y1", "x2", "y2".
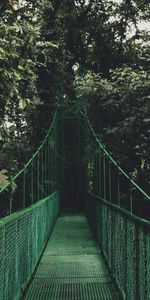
[
  {"x1": 0, "y1": 191, "x2": 59, "y2": 300},
  {"x1": 84, "y1": 112, "x2": 150, "y2": 300}
]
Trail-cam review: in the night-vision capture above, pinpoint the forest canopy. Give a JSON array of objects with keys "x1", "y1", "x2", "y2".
[{"x1": 0, "y1": 0, "x2": 150, "y2": 193}]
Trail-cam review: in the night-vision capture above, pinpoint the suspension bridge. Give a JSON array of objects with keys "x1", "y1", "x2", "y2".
[{"x1": 0, "y1": 104, "x2": 150, "y2": 300}]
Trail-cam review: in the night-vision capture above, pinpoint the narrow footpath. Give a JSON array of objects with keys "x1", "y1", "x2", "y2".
[{"x1": 25, "y1": 215, "x2": 119, "y2": 300}]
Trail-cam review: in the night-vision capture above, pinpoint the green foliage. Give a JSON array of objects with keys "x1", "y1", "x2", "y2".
[
  {"x1": 0, "y1": 0, "x2": 149, "y2": 194},
  {"x1": 75, "y1": 63, "x2": 150, "y2": 192},
  {"x1": 0, "y1": 169, "x2": 17, "y2": 191},
  {"x1": 0, "y1": 3, "x2": 62, "y2": 173}
]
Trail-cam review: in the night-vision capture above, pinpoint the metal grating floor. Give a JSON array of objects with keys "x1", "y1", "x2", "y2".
[{"x1": 25, "y1": 215, "x2": 119, "y2": 299}]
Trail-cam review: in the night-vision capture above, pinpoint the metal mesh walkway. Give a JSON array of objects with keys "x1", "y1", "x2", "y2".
[{"x1": 25, "y1": 215, "x2": 119, "y2": 300}]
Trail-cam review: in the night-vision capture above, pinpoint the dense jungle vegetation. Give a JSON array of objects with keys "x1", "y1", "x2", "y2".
[{"x1": 0, "y1": 0, "x2": 149, "y2": 194}]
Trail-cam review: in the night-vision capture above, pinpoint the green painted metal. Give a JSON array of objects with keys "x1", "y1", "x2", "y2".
[
  {"x1": 0, "y1": 105, "x2": 150, "y2": 300},
  {"x1": 82, "y1": 111, "x2": 150, "y2": 218},
  {"x1": 0, "y1": 113, "x2": 59, "y2": 299},
  {"x1": 0, "y1": 114, "x2": 57, "y2": 218},
  {"x1": 25, "y1": 215, "x2": 119, "y2": 300},
  {"x1": 83, "y1": 113, "x2": 150, "y2": 300},
  {"x1": 0, "y1": 191, "x2": 59, "y2": 300},
  {"x1": 86, "y1": 193, "x2": 150, "y2": 300}
]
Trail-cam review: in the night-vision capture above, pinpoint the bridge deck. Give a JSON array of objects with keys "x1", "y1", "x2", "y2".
[{"x1": 25, "y1": 215, "x2": 119, "y2": 300}]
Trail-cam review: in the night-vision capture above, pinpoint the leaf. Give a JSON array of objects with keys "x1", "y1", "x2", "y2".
[
  {"x1": 0, "y1": 170, "x2": 17, "y2": 191},
  {"x1": 143, "y1": 118, "x2": 150, "y2": 123},
  {"x1": 0, "y1": 170, "x2": 9, "y2": 190},
  {"x1": 19, "y1": 99, "x2": 26, "y2": 110},
  {"x1": 0, "y1": 169, "x2": 8, "y2": 174},
  {"x1": 36, "y1": 41, "x2": 58, "y2": 49},
  {"x1": 18, "y1": 65, "x2": 24, "y2": 71}
]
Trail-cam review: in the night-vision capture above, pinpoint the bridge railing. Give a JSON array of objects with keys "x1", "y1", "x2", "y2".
[
  {"x1": 0, "y1": 191, "x2": 59, "y2": 300},
  {"x1": 83, "y1": 113, "x2": 150, "y2": 300},
  {"x1": 83, "y1": 113, "x2": 150, "y2": 219},
  {"x1": 0, "y1": 114, "x2": 59, "y2": 299},
  {"x1": 0, "y1": 114, "x2": 57, "y2": 218},
  {"x1": 86, "y1": 192, "x2": 150, "y2": 300}
]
